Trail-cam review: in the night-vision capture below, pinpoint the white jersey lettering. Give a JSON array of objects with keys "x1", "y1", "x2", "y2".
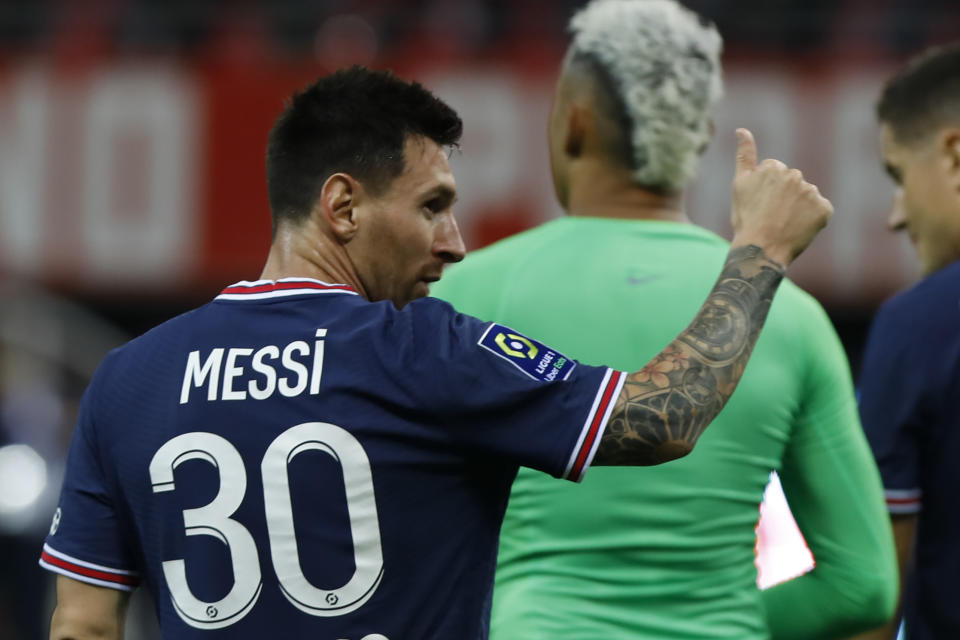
[{"x1": 179, "y1": 332, "x2": 327, "y2": 404}]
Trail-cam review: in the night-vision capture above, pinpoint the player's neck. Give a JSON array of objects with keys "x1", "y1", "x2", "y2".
[
  {"x1": 565, "y1": 159, "x2": 689, "y2": 223},
  {"x1": 259, "y1": 221, "x2": 367, "y2": 296}
]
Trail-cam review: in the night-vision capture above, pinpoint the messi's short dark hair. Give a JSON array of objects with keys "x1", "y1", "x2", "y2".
[
  {"x1": 266, "y1": 66, "x2": 463, "y2": 235},
  {"x1": 877, "y1": 43, "x2": 960, "y2": 144}
]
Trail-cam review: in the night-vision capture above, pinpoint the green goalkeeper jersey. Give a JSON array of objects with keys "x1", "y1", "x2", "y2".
[{"x1": 431, "y1": 217, "x2": 895, "y2": 639}]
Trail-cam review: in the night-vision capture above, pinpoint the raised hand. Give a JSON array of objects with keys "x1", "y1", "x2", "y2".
[
  {"x1": 730, "y1": 128, "x2": 832, "y2": 267},
  {"x1": 594, "y1": 128, "x2": 831, "y2": 467}
]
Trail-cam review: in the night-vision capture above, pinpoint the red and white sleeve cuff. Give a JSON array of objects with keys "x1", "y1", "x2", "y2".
[
  {"x1": 39, "y1": 543, "x2": 140, "y2": 591},
  {"x1": 885, "y1": 488, "x2": 922, "y2": 515},
  {"x1": 563, "y1": 368, "x2": 625, "y2": 482}
]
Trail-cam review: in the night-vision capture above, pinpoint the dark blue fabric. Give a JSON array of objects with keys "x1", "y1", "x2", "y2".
[
  {"x1": 44, "y1": 289, "x2": 609, "y2": 639},
  {"x1": 859, "y1": 259, "x2": 960, "y2": 640}
]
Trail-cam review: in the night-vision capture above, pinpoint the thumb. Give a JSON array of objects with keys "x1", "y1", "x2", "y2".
[{"x1": 735, "y1": 128, "x2": 757, "y2": 175}]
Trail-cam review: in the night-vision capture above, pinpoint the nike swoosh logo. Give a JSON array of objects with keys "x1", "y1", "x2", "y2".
[{"x1": 627, "y1": 275, "x2": 661, "y2": 286}]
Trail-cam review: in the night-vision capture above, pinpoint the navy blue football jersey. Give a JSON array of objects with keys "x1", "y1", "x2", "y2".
[
  {"x1": 39, "y1": 278, "x2": 625, "y2": 639},
  {"x1": 859, "y1": 260, "x2": 960, "y2": 640}
]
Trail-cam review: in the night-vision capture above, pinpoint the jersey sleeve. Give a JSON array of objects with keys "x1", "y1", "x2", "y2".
[
  {"x1": 388, "y1": 298, "x2": 625, "y2": 482},
  {"x1": 760, "y1": 298, "x2": 897, "y2": 638},
  {"x1": 38, "y1": 367, "x2": 141, "y2": 591},
  {"x1": 857, "y1": 299, "x2": 923, "y2": 514}
]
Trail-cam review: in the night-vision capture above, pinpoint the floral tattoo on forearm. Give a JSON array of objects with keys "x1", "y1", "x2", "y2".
[{"x1": 595, "y1": 245, "x2": 786, "y2": 466}]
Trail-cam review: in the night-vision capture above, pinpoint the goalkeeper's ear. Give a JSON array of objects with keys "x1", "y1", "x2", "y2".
[{"x1": 562, "y1": 105, "x2": 590, "y2": 159}]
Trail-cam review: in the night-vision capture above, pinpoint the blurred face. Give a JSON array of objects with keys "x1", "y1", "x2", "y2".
[
  {"x1": 881, "y1": 123, "x2": 960, "y2": 275},
  {"x1": 351, "y1": 136, "x2": 465, "y2": 308}
]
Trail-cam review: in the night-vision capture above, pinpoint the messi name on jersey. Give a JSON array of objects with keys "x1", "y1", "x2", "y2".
[
  {"x1": 180, "y1": 329, "x2": 327, "y2": 403},
  {"x1": 478, "y1": 323, "x2": 576, "y2": 382}
]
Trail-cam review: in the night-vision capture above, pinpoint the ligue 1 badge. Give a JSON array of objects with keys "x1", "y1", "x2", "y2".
[{"x1": 478, "y1": 323, "x2": 576, "y2": 382}]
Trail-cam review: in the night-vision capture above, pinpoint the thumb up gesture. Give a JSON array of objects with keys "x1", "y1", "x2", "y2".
[{"x1": 730, "y1": 128, "x2": 832, "y2": 267}]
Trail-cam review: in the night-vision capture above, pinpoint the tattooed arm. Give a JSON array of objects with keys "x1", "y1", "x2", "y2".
[
  {"x1": 595, "y1": 128, "x2": 830, "y2": 466},
  {"x1": 595, "y1": 245, "x2": 784, "y2": 465}
]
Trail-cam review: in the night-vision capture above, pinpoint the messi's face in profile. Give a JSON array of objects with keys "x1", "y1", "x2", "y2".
[{"x1": 350, "y1": 135, "x2": 466, "y2": 308}]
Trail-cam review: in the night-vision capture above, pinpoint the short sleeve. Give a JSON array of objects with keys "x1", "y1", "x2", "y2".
[
  {"x1": 858, "y1": 301, "x2": 923, "y2": 514},
  {"x1": 38, "y1": 376, "x2": 141, "y2": 591},
  {"x1": 387, "y1": 298, "x2": 625, "y2": 482}
]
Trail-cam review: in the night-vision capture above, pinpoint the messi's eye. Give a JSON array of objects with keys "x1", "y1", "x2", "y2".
[
  {"x1": 422, "y1": 198, "x2": 446, "y2": 215},
  {"x1": 420, "y1": 188, "x2": 456, "y2": 215}
]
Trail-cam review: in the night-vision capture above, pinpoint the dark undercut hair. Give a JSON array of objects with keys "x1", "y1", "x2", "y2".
[
  {"x1": 878, "y1": 43, "x2": 960, "y2": 145},
  {"x1": 566, "y1": 52, "x2": 637, "y2": 177},
  {"x1": 266, "y1": 66, "x2": 463, "y2": 236}
]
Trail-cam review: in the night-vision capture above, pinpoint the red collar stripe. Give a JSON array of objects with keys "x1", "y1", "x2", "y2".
[{"x1": 220, "y1": 281, "x2": 356, "y2": 295}]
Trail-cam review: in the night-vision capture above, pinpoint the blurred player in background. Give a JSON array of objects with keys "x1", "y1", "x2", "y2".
[
  {"x1": 431, "y1": 1, "x2": 896, "y2": 638},
  {"x1": 855, "y1": 42, "x2": 960, "y2": 640},
  {"x1": 39, "y1": 65, "x2": 831, "y2": 639}
]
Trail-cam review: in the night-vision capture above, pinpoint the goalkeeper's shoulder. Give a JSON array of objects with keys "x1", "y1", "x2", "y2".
[{"x1": 431, "y1": 226, "x2": 548, "y2": 307}]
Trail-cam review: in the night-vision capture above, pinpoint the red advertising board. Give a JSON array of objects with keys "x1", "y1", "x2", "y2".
[{"x1": 0, "y1": 54, "x2": 915, "y2": 307}]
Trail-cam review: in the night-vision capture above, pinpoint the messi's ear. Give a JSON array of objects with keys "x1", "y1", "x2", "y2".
[{"x1": 316, "y1": 173, "x2": 360, "y2": 242}]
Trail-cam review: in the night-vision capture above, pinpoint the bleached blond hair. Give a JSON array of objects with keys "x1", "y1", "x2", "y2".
[{"x1": 568, "y1": 0, "x2": 723, "y2": 192}]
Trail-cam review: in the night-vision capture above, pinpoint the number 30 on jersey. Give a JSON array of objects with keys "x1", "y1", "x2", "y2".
[{"x1": 149, "y1": 422, "x2": 384, "y2": 630}]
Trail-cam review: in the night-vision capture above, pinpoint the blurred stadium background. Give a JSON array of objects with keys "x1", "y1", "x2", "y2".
[{"x1": 1, "y1": 1, "x2": 958, "y2": 637}]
